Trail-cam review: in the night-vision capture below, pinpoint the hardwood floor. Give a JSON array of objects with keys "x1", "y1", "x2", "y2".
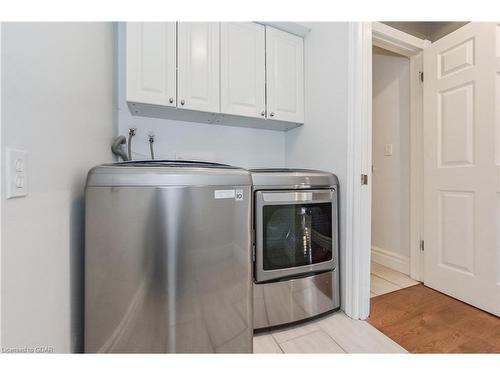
[{"x1": 368, "y1": 284, "x2": 500, "y2": 353}]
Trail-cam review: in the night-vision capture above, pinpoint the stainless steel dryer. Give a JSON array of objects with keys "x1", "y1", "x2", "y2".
[
  {"x1": 85, "y1": 160, "x2": 253, "y2": 353},
  {"x1": 251, "y1": 169, "x2": 340, "y2": 330}
]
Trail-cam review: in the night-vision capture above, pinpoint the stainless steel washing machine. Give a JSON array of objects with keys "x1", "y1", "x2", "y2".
[
  {"x1": 250, "y1": 169, "x2": 340, "y2": 330},
  {"x1": 85, "y1": 160, "x2": 253, "y2": 353}
]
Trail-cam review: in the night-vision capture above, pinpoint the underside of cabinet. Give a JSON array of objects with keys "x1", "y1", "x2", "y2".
[{"x1": 127, "y1": 102, "x2": 303, "y2": 132}]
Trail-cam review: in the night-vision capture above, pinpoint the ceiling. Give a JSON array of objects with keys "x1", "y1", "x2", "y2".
[{"x1": 381, "y1": 22, "x2": 469, "y2": 42}]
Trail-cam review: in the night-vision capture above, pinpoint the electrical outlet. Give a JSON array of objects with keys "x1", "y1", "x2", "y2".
[{"x1": 6, "y1": 148, "x2": 28, "y2": 199}]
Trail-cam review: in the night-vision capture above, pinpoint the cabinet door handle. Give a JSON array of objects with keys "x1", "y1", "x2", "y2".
[
  {"x1": 169, "y1": 97, "x2": 174, "y2": 104},
  {"x1": 180, "y1": 99, "x2": 185, "y2": 106},
  {"x1": 261, "y1": 111, "x2": 265, "y2": 117},
  {"x1": 269, "y1": 112, "x2": 275, "y2": 117}
]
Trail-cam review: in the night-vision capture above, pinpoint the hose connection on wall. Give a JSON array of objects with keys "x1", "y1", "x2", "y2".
[
  {"x1": 148, "y1": 132, "x2": 155, "y2": 160},
  {"x1": 128, "y1": 127, "x2": 137, "y2": 161}
]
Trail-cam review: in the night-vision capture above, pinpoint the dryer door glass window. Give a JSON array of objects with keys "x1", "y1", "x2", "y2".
[{"x1": 262, "y1": 203, "x2": 333, "y2": 271}]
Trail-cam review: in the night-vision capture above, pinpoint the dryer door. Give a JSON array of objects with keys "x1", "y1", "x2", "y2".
[{"x1": 255, "y1": 189, "x2": 337, "y2": 283}]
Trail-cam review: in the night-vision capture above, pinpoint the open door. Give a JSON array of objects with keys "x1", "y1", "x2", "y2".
[{"x1": 423, "y1": 22, "x2": 500, "y2": 316}]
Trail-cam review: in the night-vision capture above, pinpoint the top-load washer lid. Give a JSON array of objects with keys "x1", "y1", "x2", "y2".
[
  {"x1": 250, "y1": 168, "x2": 338, "y2": 189},
  {"x1": 110, "y1": 160, "x2": 237, "y2": 169},
  {"x1": 86, "y1": 160, "x2": 252, "y2": 187}
]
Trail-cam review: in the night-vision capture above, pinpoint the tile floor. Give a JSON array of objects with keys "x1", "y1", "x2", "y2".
[
  {"x1": 370, "y1": 262, "x2": 420, "y2": 297},
  {"x1": 253, "y1": 311, "x2": 407, "y2": 353},
  {"x1": 253, "y1": 262, "x2": 419, "y2": 354}
]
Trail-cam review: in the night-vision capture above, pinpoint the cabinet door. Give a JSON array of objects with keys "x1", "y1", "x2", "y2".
[
  {"x1": 220, "y1": 23, "x2": 266, "y2": 118},
  {"x1": 126, "y1": 22, "x2": 176, "y2": 106},
  {"x1": 178, "y1": 22, "x2": 220, "y2": 113},
  {"x1": 266, "y1": 26, "x2": 304, "y2": 123}
]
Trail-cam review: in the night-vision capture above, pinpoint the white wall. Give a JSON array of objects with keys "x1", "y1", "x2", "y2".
[
  {"x1": 1, "y1": 23, "x2": 114, "y2": 352},
  {"x1": 117, "y1": 23, "x2": 285, "y2": 168},
  {"x1": 285, "y1": 22, "x2": 349, "y2": 304},
  {"x1": 371, "y1": 47, "x2": 410, "y2": 266}
]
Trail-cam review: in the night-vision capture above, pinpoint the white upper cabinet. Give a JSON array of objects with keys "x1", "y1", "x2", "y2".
[
  {"x1": 125, "y1": 22, "x2": 305, "y2": 130},
  {"x1": 177, "y1": 22, "x2": 220, "y2": 113},
  {"x1": 266, "y1": 26, "x2": 304, "y2": 123},
  {"x1": 220, "y1": 23, "x2": 266, "y2": 119},
  {"x1": 126, "y1": 22, "x2": 177, "y2": 107}
]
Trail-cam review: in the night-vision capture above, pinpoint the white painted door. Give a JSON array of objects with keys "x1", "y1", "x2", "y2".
[
  {"x1": 126, "y1": 22, "x2": 177, "y2": 107},
  {"x1": 266, "y1": 26, "x2": 304, "y2": 123},
  {"x1": 220, "y1": 22, "x2": 266, "y2": 119},
  {"x1": 423, "y1": 22, "x2": 500, "y2": 315},
  {"x1": 177, "y1": 22, "x2": 220, "y2": 113}
]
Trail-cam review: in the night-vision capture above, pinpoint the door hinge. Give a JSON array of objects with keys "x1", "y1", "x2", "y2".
[
  {"x1": 420, "y1": 239, "x2": 425, "y2": 251},
  {"x1": 361, "y1": 174, "x2": 368, "y2": 185},
  {"x1": 419, "y1": 71, "x2": 424, "y2": 82}
]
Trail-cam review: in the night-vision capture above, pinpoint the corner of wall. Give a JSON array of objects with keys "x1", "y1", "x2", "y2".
[{"x1": 0, "y1": 21, "x2": 3, "y2": 349}]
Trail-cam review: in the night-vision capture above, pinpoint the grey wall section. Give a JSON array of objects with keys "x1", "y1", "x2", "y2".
[
  {"x1": 285, "y1": 22, "x2": 349, "y2": 308},
  {"x1": 382, "y1": 22, "x2": 468, "y2": 42},
  {"x1": 1, "y1": 23, "x2": 114, "y2": 352},
  {"x1": 371, "y1": 48, "x2": 410, "y2": 260}
]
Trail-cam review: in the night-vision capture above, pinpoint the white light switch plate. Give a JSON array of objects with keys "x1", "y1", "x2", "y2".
[
  {"x1": 6, "y1": 148, "x2": 28, "y2": 199},
  {"x1": 384, "y1": 144, "x2": 393, "y2": 156}
]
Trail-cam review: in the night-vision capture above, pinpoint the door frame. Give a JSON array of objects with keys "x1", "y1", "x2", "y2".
[
  {"x1": 0, "y1": 22, "x2": 3, "y2": 347},
  {"x1": 345, "y1": 22, "x2": 428, "y2": 319}
]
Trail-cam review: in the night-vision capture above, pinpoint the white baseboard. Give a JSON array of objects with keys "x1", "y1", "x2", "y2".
[{"x1": 371, "y1": 246, "x2": 410, "y2": 275}]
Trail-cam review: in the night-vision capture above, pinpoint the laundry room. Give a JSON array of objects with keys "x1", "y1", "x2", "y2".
[
  {"x1": 95, "y1": 21, "x2": 351, "y2": 353},
  {"x1": 1, "y1": 20, "x2": 351, "y2": 355},
  {"x1": 1, "y1": 2, "x2": 500, "y2": 373}
]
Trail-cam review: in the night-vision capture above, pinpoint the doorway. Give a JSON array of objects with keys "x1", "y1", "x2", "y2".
[
  {"x1": 365, "y1": 22, "x2": 500, "y2": 352},
  {"x1": 366, "y1": 22, "x2": 500, "y2": 317},
  {"x1": 346, "y1": 21, "x2": 500, "y2": 320},
  {"x1": 368, "y1": 23, "x2": 427, "y2": 299},
  {"x1": 370, "y1": 45, "x2": 421, "y2": 297}
]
